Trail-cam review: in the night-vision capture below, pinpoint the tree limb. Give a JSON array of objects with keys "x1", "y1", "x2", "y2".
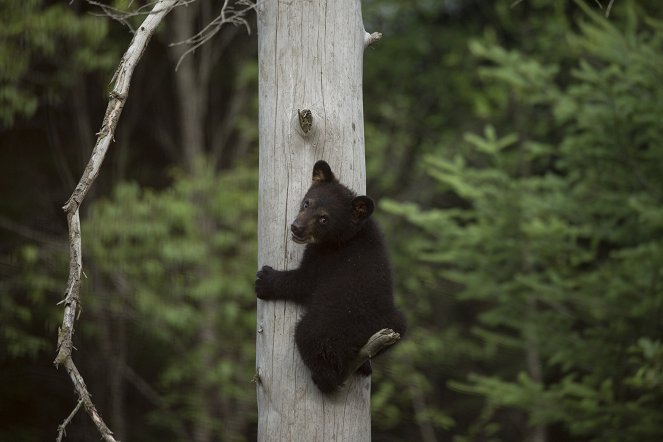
[
  {"x1": 62, "y1": 0, "x2": 180, "y2": 215},
  {"x1": 56, "y1": 399, "x2": 83, "y2": 442},
  {"x1": 87, "y1": 0, "x2": 196, "y2": 32},
  {"x1": 169, "y1": 0, "x2": 257, "y2": 71},
  {"x1": 363, "y1": 31, "x2": 382, "y2": 48},
  {"x1": 350, "y1": 328, "x2": 401, "y2": 375},
  {"x1": 54, "y1": 1, "x2": 180, "y2": 440}
]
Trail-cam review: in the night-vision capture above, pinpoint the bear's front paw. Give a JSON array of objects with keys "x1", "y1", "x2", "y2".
[{"x1": 255, "y1": 265, "x2": 275, "y2": 299}]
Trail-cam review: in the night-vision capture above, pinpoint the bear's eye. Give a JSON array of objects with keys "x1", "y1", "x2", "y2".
[
  {"x1": 303, "y1": 200, "x2": 309, "y2": 209},
  {"x1": 319, "y1": 216, "x2": 328, "y2": 225}
]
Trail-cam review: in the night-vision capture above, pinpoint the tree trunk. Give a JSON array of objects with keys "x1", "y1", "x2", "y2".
[
  {"x1": 170, "y1": 3, "x2": 206, "y2": 172},
  {"x1": 525, "y1": 296, "x2": 547, "y2": 442},
  {"x1": 256, "y1": 0, "x2": 373, "y2": 440},
  {"x1": 170, "y1": 7, "x2": 220, "y2": 442}
]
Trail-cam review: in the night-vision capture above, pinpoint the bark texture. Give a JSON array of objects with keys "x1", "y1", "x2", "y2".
[{"x1": 256, "y1": 0, "x2": 373, "y2": 440}]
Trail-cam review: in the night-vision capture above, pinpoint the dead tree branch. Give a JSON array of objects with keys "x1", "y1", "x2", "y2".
[
  {"x1": 56, "y1": 399, "x2": 84, "y2": 442},
  {"x1": 350, "y1": 328, "x2": 401, "y2": 375},
  {"x1": 54, "y1": 1, "x2": 180, "y2": 440},
  {"x1": 170, "y1": 0, "x2": 257, "y2": 71},
  {"x1": 87, "y1": 0, "x2": 196, "y2": 32}
]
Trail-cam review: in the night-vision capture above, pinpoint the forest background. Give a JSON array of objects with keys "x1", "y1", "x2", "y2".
[{"x1": 1, "y1": 0, "x2": 662, "y2": 441}]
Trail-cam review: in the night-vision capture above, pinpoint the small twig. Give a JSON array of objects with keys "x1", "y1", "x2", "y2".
[
  {"x1": 56, "y1": 399, "x2": 84, "y2": 442},
  {"x1": 86, "y1": 0, "x2": 196, "y2": 32},
  {"x1": 349, "y1": 328, "x2": 401, "y2": 375},
  {"x1": 170, "y1": 0, "x2": 257, "y2": 71},
  {"x1": 605, "y1": 0, "x2": 615, "y2": 17},
  {"x1": 65, "y1": 358, "x2": 117, "y2": 441}
]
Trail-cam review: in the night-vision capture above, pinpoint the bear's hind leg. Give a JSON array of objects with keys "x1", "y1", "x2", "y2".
[
  {"x1": 308, "y1": 342, "x2": 349, "y2": 394},
  {"x1": 311, "y1": 367, "x2": 345, "y2": 394},
  {"x1": 296, "y1": 321, "x2": 351, "y2": 394}
]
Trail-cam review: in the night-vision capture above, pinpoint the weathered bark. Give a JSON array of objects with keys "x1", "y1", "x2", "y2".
[
  {"x1": 349, "y1": 329, "x2": 400, "y2": 375},
  {"x1": 256, "y1": 0, "x2": 376, "y2": 440}
]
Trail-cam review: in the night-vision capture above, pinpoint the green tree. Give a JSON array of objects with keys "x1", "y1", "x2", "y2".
[
  {"x1": 85, "y1": 162, "x2": 259, "y2": 440},
  {"x1": 384, "y1": 3, "x2": 663, "y2": 441},
  {"x1": 0, "y1": 0, "x2": 114, "y2": 125}
]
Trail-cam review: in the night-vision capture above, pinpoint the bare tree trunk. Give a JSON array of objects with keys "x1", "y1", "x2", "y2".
[
  {"x1": 170, "y1": 8, "x2": 217, "y2": 441},
  {"x1": 170, "y1": 3, "x2": 206, "y2": 171},
  {"x1": 526, "y1": 296, "x2": 547, "y2": 442},
  {"x1": 256, "y1": 0, "x2": 375, "y2": 440}
]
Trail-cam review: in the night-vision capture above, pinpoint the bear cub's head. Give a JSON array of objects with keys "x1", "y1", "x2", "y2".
[{"x1": 290, "y1": 160, "x2": 374, "y2": 246}]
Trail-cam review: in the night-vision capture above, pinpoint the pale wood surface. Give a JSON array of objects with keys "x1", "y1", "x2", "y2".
[{"x1": 256, "y1": 0, "x2": 373, "y2": 440}]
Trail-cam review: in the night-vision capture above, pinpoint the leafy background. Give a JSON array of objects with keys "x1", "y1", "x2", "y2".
[{"x1": 1, "y1": 0, "x2": 662, "y2": 441}]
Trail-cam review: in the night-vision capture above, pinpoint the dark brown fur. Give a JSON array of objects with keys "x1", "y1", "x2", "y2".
[{"x1": 256, "y1": 161, "x2": 406, "y2": 394}]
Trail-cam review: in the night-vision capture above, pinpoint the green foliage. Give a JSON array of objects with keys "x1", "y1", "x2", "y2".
[
  {"x1": 85, "y1": 162, "x2": 258, "y2": 440},
  {"x1": 0, "y1": 0, "x2": 114, "y2": 125},
  {"x1": 0, "y1": 243, "x2": 65, "y2": 359},
  {"x1": 383, "y1": 3, "x2": 663, "y2": 440},
  {"x1": 3, "y1": 0, "x2": 663, "y2": 440},
  {"x1": 362, "y1": 0, "x2": 490, "y2": 196}
]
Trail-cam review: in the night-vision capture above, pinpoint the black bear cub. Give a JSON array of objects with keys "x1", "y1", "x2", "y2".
[{"x1": 255, "y1": 160, "x2": 406, "y2": 394}]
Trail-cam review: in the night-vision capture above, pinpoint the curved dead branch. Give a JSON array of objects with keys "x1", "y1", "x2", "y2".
[{"x1": 54, "y1": 1, "x2": 181, "y2": 440}]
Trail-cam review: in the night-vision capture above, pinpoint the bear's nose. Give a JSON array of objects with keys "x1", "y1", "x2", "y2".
[{"x1": 291, "y1": 223, "x2": 304, "y2": 237}]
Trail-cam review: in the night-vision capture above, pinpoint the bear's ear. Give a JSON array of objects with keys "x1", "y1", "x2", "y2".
[
  {"x1": 312, "y1": 160, "x2": 335, "y2": 184},
  {"x1": 352, "y1": 196, "x2": 374, "y2": 222}
]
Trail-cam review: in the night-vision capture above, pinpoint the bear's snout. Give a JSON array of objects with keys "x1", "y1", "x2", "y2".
[{"x1": 291, "y1": 222, "x2": 305, "y2": 237}]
